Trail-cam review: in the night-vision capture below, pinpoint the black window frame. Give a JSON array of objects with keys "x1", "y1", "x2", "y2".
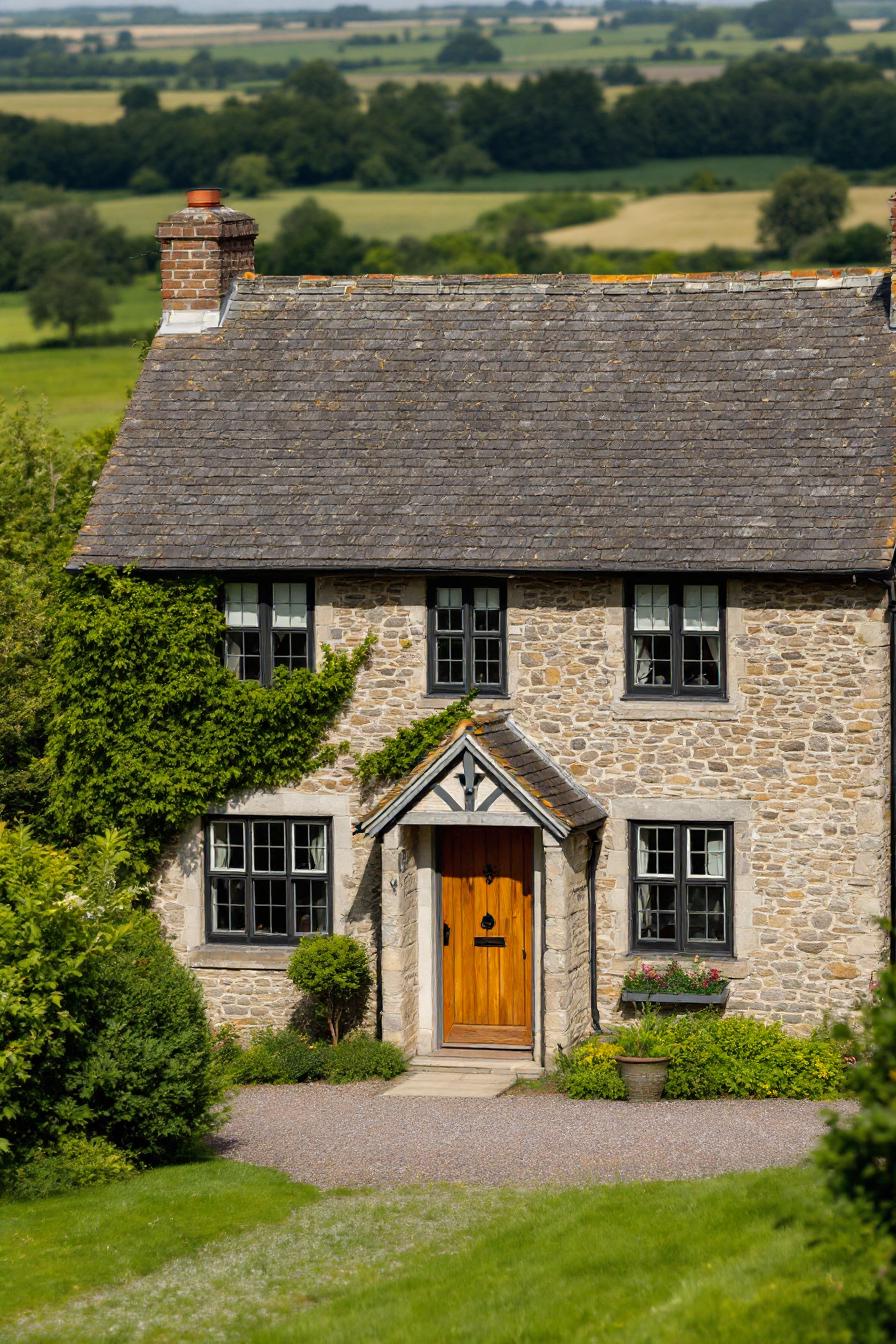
[
  {"x1": 628, "y1": 820, "x2": 734, "y2": 956},
  {"x1": 204, "y1": 814, "x2": 332, "y2": 945},
  {"x1": 624, "y1": 577, "x2": 727, "y2": 700},
  {"x1": 221, "y1": 574, "x2": 315, "y2": 687},
  {"x1": 426, "y1": 578, "x2": 508, "y2": 696}
]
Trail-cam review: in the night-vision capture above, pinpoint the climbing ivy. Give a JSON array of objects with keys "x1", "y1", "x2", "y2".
[
  {"x1": 47, "y1": 568, "x2": 373, "y2": 875},
  {"x1": 354, "y1": 691, "x2": 476, "y2": 790}
]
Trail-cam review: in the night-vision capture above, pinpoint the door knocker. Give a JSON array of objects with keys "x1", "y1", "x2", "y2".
[{"x1": 480, "y1": 912, "x2": 495, "y2": 931}]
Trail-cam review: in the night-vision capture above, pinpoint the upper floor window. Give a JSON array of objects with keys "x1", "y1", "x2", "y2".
[
  {"x1": 625, "y1": 579, "x2": 726, "y2": 698},
  {"x1": 630, "y1": 821, "x2": 733, "y2": 955},
  {"x1": 223, "y1": 579, "x2": 313, "y2": 685},
  {"x1": 427, "y1": 580, "x2": 507, "y2": 695},
  {"x1": 206, "y1": 816, "x2": 330, "y2": 943}
]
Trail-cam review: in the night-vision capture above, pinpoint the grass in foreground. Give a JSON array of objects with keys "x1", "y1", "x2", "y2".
[
  {"x1": 0, "y1": 1162, "x2": 868, "y2": 1344},
  {"x1": 0, "y1": 344, "x2": 142, "y2": 438},
  {"x1": 0, "y1": 1159, "x2": 317, "y2": 1320}
]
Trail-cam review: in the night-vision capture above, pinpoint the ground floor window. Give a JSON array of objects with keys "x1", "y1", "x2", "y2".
[
  {"x1": 629, "y1": 821, "x2": 733, "y2": 955},
  {"x1": 206, "y1": 816, "x2": 330, "y2": 943}
]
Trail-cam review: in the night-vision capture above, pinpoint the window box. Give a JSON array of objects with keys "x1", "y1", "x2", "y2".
[{"x1": 620, "y1": 985, "x2": 730, "y2": 1007}]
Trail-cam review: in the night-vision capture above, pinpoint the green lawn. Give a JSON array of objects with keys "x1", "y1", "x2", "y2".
[
  {"x1": 0, "y1": 345, "x2": 142, "y2": 439},
  {"x1": 0, "y1": 1160, "x2": 317, "y2": 1320},
  {"x1": 0, "y1": 1162, "x2": 870, "y2": 1343}
]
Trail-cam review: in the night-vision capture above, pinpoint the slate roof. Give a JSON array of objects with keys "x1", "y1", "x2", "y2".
[
  {"x1": 73, "y1": 270, "x2": 896, "y2": 574},
  {"x1": 359, "y1": 711, "x2": 607, "y2": 838}
]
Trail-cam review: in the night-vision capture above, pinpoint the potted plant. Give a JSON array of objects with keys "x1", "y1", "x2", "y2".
[
  {"x1": 621, "y1": 957, "x2": 730, "y2": 1007},
  {"x1": 613, "y1": 1007, "x2": 670, "y2": 1102}
]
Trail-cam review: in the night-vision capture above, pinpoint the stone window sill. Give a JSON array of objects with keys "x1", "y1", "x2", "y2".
[
  {"x1": 186, "y1": 943, "x2": 292, "y2": 972},
  {"x1": 611, "y1": 697, "x2": 743, "y2": 722}
]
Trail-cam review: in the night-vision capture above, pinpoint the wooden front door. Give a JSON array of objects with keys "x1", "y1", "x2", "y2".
[{"x1": 440, "y1": 827, "x2": 533, "y2": 1047}]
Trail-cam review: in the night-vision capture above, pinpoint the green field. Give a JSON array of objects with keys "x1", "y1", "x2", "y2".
[
  {"x1": 93, "y1": 187, "x2": 529, "y2": 243},
  {"x1": 0, "y1": 275, "x2": 159, "y2": 349},
  {"x1": 0, "y1": 1161, "x2": 874, "y2": 1343},
  {"x1": 88, "y1": 157, "x2": 802, "y2": 244},
  {"x1": 0, "y1": 346, "x2": 142, "y2": 438}
]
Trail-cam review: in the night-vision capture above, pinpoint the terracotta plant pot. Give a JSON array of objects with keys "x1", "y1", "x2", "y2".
[{"x1": 616, "y1": 1055, "x2": 670, "y2": 1102}]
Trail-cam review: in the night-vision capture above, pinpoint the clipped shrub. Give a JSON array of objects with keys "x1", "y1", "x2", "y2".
[
  {"x1": 287, "y1": 934, "x2": 372, "y2": 1044},
  {"x1": 2, "y1": 1135, "x2": 134, "y2": 1201},
  {"x1": 68, "y1": 912, "x2": 222, "y2": 1163},
  {"x1": 556, "y1": 1038, "x2": 626, "y2": 1100},
  {"x1": 660, "y1": 1012, "x2": 848, "y2": 1100},
  {"x1": 229, "y1": 1028, "x2": 330, "y2": 1085},
  {"x1": 324, "y1": 1033, "x2": 407, "y2": 1083}
]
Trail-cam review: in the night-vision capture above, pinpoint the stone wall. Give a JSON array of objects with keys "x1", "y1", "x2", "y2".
[
  {"x1": 379, "y1": 826, "x2": 420, "y2": 1052},
  {"x1": 152, "y1": 571, "x2": 890, "y2": 1038}
]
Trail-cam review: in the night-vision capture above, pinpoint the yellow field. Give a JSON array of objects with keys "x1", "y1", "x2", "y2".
[
  {"x1": 0, "y1": 88, "x2": 248, "y2": 124},
  {"x1": 95, "y1": 188, "x2": 527, "y2": 244},
  {"x1": 545, "y1": 185, "x2": 895, "y2": 252}
]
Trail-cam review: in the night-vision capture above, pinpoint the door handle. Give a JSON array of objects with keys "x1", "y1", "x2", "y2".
[{"x1": 443, "y1": 922, "x2": 450, "y2": 946}]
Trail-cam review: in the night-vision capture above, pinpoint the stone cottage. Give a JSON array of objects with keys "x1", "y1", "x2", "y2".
[{"x1": 71, "y1": 187, "x2": 896, "y2": 1068}]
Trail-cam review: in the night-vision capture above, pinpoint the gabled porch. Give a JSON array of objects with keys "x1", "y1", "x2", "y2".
[{"x1": 359, "y1": 713, "x2": 606, "y2": 1067}]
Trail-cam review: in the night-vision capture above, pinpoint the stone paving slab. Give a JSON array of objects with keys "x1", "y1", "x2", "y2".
[{"x1": 216, "y1": 1082, "x2": 855, "y2": 1189}]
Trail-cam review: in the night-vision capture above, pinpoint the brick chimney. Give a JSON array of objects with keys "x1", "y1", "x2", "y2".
[{"x1": 155, "y1": 187, "x2": 258, "y2": 333}]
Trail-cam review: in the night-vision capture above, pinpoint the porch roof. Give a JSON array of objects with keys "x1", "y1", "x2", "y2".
[{"x1": 359, "y1": 712, "x2": 606, "y2": 841}]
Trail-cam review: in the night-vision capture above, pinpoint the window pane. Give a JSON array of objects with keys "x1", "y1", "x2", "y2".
[
  {"x1": 272, "y1": 582, "x2": 307, "y2": 630},
  {"x1": 633, "y1": 634, "x2": 672, "y2": 687},
  {"x1": 634, "y1": 584, "x2": 670, "y2": 632},
  {"x1": 687, "y1": 884, "x2": 727, "y2": 943},
  {"x1": 473, "y1": 635, "x2": 502, "y2": 687},
  {"x1": 252, "y1": 820, "x2": 286, "y2": 873},
  {"x1": 293, "y1": 822, "x2": 327, "y2": 874},
  {"x1": 253, "y1": 878, "x2": 288, "y2": 936},
  {"x1": 211, "y1": 820, "x2": 245, "y2": 872},
  {"x1": 225, "y1": 630, "x2": 261, "y2": 682},
  {"x1": 683, "y1": 584, "x2": 719, "y2": 632},
  {"x1": 272, "y1": 630, "x2": 309, "y2": 671},
  {"x1": 437, "y1": 634, "x2": 465, "y2": 685},
  {"x1": 435, "y1": 588, "x2": 463, "y2": 633},
  {"x1": 211, "y1": 876, "x2": 246, "y2": 933},
  {"x1": 224, "y1": 582, "x2": 259, "y2": 629},
  {"x1": 294, "y1": 877, "x2": 328, "y2": 934},
  {"x1": 636, "y1": 826, "x2": 676, "y2": 877},
  {"x1": 473, "y1": 587, "x2": 500, "y2": 633},
  {"x1": 636, "y1": 883, "x2": 676, "y2": 942},
  {"x1": 688, "y1": 828, "x2": 726, "y2": 878},
  {"x1": 682, "y1": 634, "x2": 720, "y2": 687}
]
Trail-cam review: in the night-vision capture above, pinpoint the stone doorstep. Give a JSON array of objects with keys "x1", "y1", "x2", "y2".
[
  {"x1": 381, "y1": 1069, "x2": 519, "y2": 1099},
  {"x1": 408, "y1": 1054, "x2": 543, "y2": 1079}
]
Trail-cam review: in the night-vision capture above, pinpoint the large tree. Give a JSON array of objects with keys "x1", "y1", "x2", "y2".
[{"x1": 758, "y1": 164, "x2": 849, "y2": 254}]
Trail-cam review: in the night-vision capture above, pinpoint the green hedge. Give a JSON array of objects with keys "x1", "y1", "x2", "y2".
[
  {"x1": 217, "y1": 1028, "x2": 407, "y2": 1087},
  {"x1": 558, "y1": 1012, "x2": 848, "y2": 1102}
]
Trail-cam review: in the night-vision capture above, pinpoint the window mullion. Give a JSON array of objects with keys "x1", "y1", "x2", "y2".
[
  {"x1": 260, "y1": 582, "x2": 272, "y2": 687},
  {"x1": 676, "y1": 822, "x2": 685, "y2": 953},
  {"x1": 463, "y1": 582, "x2": 473, "y2": 692},
  {"x1": 671, "y1": 584, "x2": 682, "y2": 695}
]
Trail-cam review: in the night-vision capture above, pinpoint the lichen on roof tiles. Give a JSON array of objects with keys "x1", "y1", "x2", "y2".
[{"x1": 73, "y1": 271, "x2": 896, "y2": 574}]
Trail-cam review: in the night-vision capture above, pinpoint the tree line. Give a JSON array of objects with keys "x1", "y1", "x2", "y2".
[{"x1": 1, "y1": 53, "x2": 895, "y2": 194}]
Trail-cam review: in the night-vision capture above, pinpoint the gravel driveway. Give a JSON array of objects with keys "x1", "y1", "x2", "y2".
[{"x1": 215, "y1": 1083, "x2": 852, "y2": 1188}]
